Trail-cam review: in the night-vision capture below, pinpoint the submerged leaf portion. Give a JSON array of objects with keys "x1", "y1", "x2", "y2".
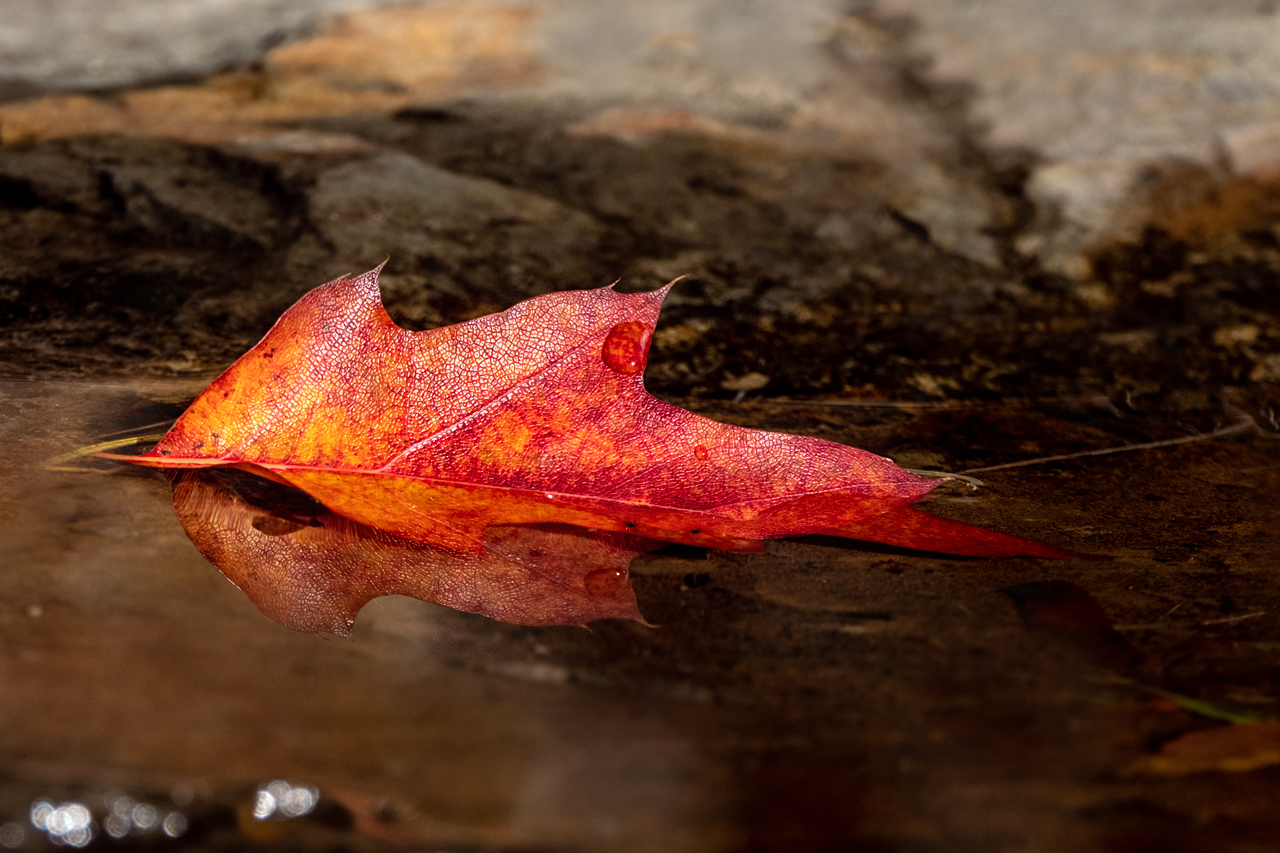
[
  {"x1": 1000, "y1": 580, "x2": 1141, "y2": 669},
  {"x1": 173, "y1": 469, "x2": 657, "y2": 633}
]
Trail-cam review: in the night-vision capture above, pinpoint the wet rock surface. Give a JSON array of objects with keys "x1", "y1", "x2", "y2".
[
  {"x1": 2, "y1": 1, "x2": 1279, "y2": 851},
  {"x1": 4, "y1": 115, "x2": 1279, "y2": 421}
]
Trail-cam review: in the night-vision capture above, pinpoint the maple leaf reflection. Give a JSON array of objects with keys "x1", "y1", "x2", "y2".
[{"x1": 170, "y1": 469, "x2": 661, "y2": 633}]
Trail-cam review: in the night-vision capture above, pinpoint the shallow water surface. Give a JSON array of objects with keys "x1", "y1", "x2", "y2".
[{"x1": 3, "y1": 379, "x2": 1279, "y2": 851}]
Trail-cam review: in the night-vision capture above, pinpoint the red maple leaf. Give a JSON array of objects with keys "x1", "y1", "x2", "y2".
[{"x1": 102, "y1": 266, "x2": 1076, "y2": 630}]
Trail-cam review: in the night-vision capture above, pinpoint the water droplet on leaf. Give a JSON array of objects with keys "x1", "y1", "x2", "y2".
[
  {"x1": 601, "y1": 322, "x2": 651, "y2": 374},
  {"x1": 694, "y1": 444, "x2": 709, "y2": 461}
]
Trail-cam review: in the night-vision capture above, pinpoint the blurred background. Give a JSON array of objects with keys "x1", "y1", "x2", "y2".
[{"x1": 2, "y1": 1, "x2": 1279, "y2": 851}]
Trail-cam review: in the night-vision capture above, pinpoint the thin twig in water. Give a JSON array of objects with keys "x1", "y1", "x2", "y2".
[
  {"x1": 905, "y1": 468, "x2": 986, "y2": 488},
  {"x1": 1200, "y1": 611, "x2": 1267, "y2": 627},
  {"x1": 779, "y1": 399, "x2": 969, "y2": 410},
  {"x1": 96, "y1": 418, "x2": 178, "y2": 439},
  {"x1": 1114, "y1": 611, "x2": 1265, "y2": 631},
  {"x1": 44, "y1": 434, "x2": 165, "y2": 471},
  {"x1": 774, "y1": 394, "x2": 1123, "y2": 411},
  {"x1": 959, "y1": 420, "x2": 1259, "y2": 474}
]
